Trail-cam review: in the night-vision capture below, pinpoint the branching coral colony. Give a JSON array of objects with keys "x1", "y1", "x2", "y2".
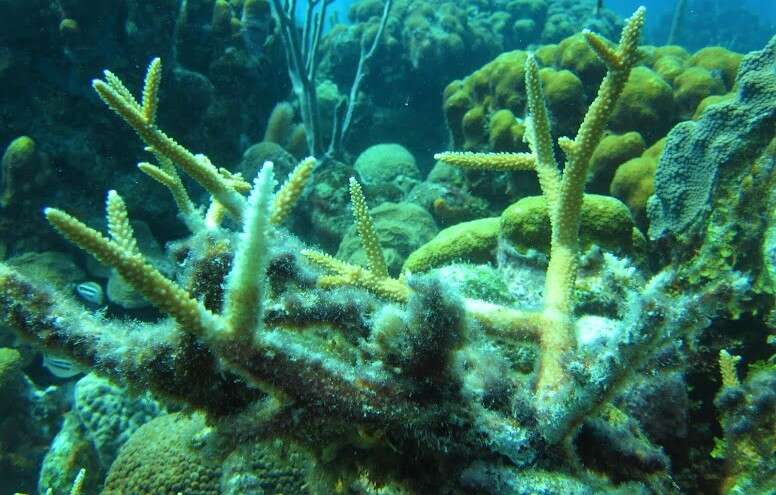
[{"x1": 0, "y1": 6, "x2": 725, "y2": 493}]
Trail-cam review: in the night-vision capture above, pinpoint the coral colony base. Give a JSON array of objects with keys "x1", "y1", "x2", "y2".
[{"x1": 0, "y1": 5, "x2": 774, "y2": 494}]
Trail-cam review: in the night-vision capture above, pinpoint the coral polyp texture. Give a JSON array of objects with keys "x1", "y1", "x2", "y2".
[{"x1": 1, "y1": 6, "x2": 775, "y2": 495}]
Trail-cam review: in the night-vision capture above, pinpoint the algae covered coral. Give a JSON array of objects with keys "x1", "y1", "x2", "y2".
[{"x1": 0, "y1": 0, "x2": 774, "y2": 494}]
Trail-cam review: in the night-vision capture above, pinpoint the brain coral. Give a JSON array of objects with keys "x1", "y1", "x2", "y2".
[
  {"x1": 74, "y1": 373, "x2": 162, "y2": 467},
  {"x1": 588, "y1": 131, "x2": 646, "y2": 193},
  {"x1": 610, "y1": 138, "x2": 665, "y2": 225},
  {"x1": 102, "y1": 409, "x2": 314, "y2": 495},
  {"x1": 101, "y1": 412, "x2": 223, "y2": 495},
  {"x1": 688, "y1": 46, "x2": 743, "y2": 88},
  {"x1": 354, "y1": 143, "x2": 420, "y2": 186},
  {"x1": 402, "y1": 217, "x2": 500, "y2": 273},
  {"x1": 500, "y1": 194, "x2": 644, "y2": 258},
  {"x1": 220, "y1": 440, "x2": 310, "y2": 495},
  {"x1": 672, "y1": 66, "x2": 726, "y2": 118}
]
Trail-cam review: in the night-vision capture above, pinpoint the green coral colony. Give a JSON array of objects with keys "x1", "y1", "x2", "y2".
[{"x1": 0, "y1": 0, "x2": 774, "y2": 494}]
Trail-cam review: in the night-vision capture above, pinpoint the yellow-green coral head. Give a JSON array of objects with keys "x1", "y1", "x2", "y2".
[{"x1": 1, "y1": 135, "x2": 37, "y2": 207}]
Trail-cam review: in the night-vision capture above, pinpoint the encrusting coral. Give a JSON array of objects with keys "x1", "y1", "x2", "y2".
[{"x1": 1, "y1": 7, "x2": 769, "y2": 494}]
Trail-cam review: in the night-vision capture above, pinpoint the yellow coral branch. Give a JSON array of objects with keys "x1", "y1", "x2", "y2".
[
  {"x1": 270, "y1": 156, "x2": 316, "y2": 225},
  {"x1": 138, "y1": 162, "x2": 198, "y2": 217},
  {"x1": 463, "y1": 299, "x2": 541, "y2": 341},
  {"x1": 69, "y1": 469, "x2": 86, "y2": 495},
  {"x1": 106, "y1": 190, "x2": 140, "y2": 256},
  {"x1": 141, "y1": 57, "x2": 162, "y2": 125},
  {"x1": 205, "y1": 199, "x2": 228, "y2": 229},
  {"x1": 349, "y1": 177, "x2": 389, "y2": 278},
  {"x1": 302, "y1": 249, "x2": 411, "y2": 303},
  {"x1": 92, "y1": 59, "x2": 247, "y2": 221},
  {"x1": 45, "y1": 207, "x2": 212, "y2": 336},
  {"x1": 219, "y1": 167, "x2": 252, "y2": 193},
  {"x1": 103, "y1": 70, "x2": 141, "y2": 113},
  {"x1": 538, "y1": 6, "x2": 645, "y2": 397},
  {"x1": 719, "y1": 349, "x2": 742, "y2": 388},
  {"x1": 434, "y1": 151, "x2": 535, "y2": 171},
  {"x1": 583, "y1": 31, "x2": 622, "y2": 71},
  {"x1": 434, "y1": 9, "x2": 646, "y2": 402},
  {"x1": 524, "y1": 55, "x2": 562, "y2": 210},
  {"x1": 557, "y1": 136, "x2": 575, "y2": 160},
  {"x1": 565, "y1": 7, "x2": 645, "y2": 178}
]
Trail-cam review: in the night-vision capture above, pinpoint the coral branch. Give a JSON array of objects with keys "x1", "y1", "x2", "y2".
[
  {"x1": 434, "y1": 7, "x2": 647, "y2": 435},
  {"x1": 45, "y1": 205, "x2": 212, "y2": 335},
  {"x1": 105, "y1": 190, "x2": 140, "y2": 256},
  {"x1": 302, "y1": 249, "x2": 411, "y2": 302},
  {"x1": 223, "y1": 162, "x2": 275, "y2": 341},
  {"x1": 434, "y1": 151, "x2": 536, "y2": 171},
  {"x1": 0, "y1": 263, "x2": 260, "y2": 415},
  {"x1": 524, "y1": 54, "x2": 562, "y2": 210},
  {"x1": 349, "y1": 177, "x2": 389, "y2": 278},
  {"x1": 141, "y1": 57, "x2": 162, "y2": 124},
  {"x1": 270, "y1": 156, "x2": 316, "y2": 225},
  {"x1": 93, "y1": 59, "x2": 247, "y2": 221},
  {"x1": 137, "y1": 160, "x2": 203, "y2": 232}
]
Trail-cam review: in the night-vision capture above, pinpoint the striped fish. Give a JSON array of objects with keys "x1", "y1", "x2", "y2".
[
  {"x1": 43, "y1": 353, "x2": 85, "y2": 378},
  {"x1": 75, "y1": 281, "x2": 104, "y2": 305}
]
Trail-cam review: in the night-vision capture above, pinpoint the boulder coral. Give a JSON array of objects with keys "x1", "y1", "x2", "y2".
[
  {"x1": 609, "y1": 66, "x2": 675, "y2": 143},
  {"x1": 402, "y1": 217, "x2": 500, "y2": 273},
  {"x1": 587, "y1": 131, "x2": 646, "y2": 193},
  {"x1": 443, "y1": 34, "x2": 745, "y2": 157},
  {"x1": 610, "y1": 138, "x2": 665, "y2": 225},
  {"x1": 500, "y1": 194, "x2": 644, "y2": 259}
]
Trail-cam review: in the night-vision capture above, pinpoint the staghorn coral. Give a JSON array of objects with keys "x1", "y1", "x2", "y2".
[
  {"x1": 436, "y1": 7, "x2": 653, "y2": 435},
  {"x1": 20, "y1": 468, "x2": 87, "y2": 495},
  {"x1": 336, "y1": 200, "x2": 438, "y2": 278},
  {"x1": 713, "y1": 351, "x2": 776, "y2": 494},
  {"x1": 1, "y1": 9, "x2": 773, "y2": 494}
]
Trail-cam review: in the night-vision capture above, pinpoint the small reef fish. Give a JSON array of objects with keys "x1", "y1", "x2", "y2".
[
  {"x1": 593, "y1": 0, "x2": 603, "y2": 16},
  {"x1": 75, "y1": 281, "x2": 104, "y2": 305},
  {"x1": 43, "y1": 353, "x2": 85, "y2": 378}
]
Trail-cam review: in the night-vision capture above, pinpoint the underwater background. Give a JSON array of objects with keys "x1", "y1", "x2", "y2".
[{"x1": 0, "y1": 0, "x2": 773, "y2": 494}]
